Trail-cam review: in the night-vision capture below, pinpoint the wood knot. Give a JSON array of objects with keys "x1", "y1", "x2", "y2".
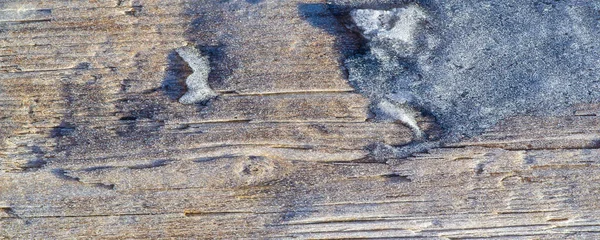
[
  {"x1": 237, "y1": 156, "x2": 273, "y2": 176},
  {"x1": 234, "y1": 156, "x2": 283, "y2": 186}
]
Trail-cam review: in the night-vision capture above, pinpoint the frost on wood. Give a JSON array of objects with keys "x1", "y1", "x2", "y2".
[
  {"x1": 375, "y1": 99, "x2": 423, "y2": 138},
  {"x1": 344, "y1": 1, "x2": 600, "y2": 141},
  {"x1": 351, "y1": 6, "x2": 426, "y2": 52},
  {"x1": 346, "y1": 5, "x2": 428, "y2": 138},
  {"x1": 175, "y1": 46, "x2": 217, "y2": 105}
]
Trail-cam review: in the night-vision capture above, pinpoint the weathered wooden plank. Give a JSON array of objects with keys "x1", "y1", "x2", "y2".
[
  {"x1": 3, "y1": 0, "x2": 600, "y2": 239},
  {"x1": 451, "y1": 114, "x2": 600, "y2": 150},
  {"x1": 3, "y1": 147, "x2": 600, "y2": 238}
]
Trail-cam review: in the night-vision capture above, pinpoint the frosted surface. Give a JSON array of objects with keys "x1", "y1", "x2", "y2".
[
  {"x1": 175, "y1": 46, "x2": 217, "y2": 105},
  {"x1": 345, "y1": 1, "x2": 600, "y2": 139}
]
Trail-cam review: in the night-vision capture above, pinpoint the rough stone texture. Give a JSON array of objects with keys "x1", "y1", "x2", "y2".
[{"x1": 2, "y1": 0, "x2": 600, "y2": 239}]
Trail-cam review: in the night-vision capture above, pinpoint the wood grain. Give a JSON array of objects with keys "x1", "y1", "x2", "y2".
[{"x1": 2, "y1": 0, "x2": 600, "y2": 239}]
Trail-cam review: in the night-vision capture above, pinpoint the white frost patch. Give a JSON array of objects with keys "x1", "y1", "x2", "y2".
[
  {"x1": 348, "y1": 4, "x2": 428, "y2": 138},
  {"x1": 175, "y1": 46, "x2": 217, "y2": 105},
  {"x1": 350, "y1": 5, "x2": 426, "y2": 44},
  {"x1": 375, "y1": 100, "x2": 423, "y2": 138}
]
